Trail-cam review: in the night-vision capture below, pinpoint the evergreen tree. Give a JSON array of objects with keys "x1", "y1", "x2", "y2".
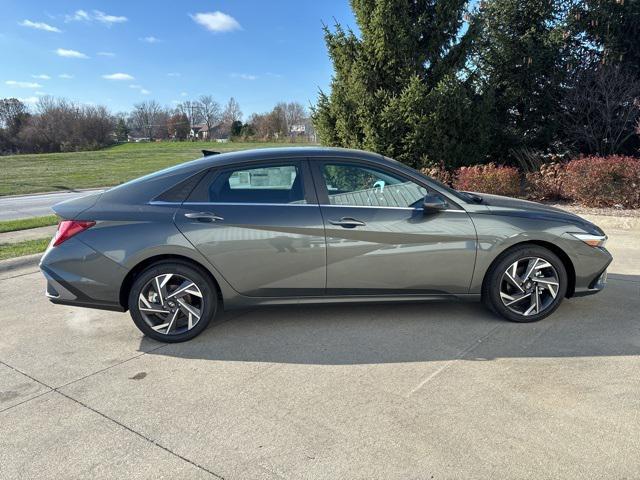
[
  {"x1": 114, "y1": 117, "x2": 130, "y2": 142},
  {"x1": 471, "y1": 0, "x2": 568, "y2": 158},
  {"x1": 570, "y1": 0, "x2": 640, "y2": 75},
  {"x1": 313, "y1": 0, "x2": 489, "y2": 169}
]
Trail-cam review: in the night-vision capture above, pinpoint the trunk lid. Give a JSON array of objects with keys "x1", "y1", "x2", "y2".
[{"x1": 51, "y1": 191, "x2": 103, "y2": 220}]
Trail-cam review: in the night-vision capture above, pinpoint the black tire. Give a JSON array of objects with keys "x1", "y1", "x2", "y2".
[
  {"x1": 482, "y1": 245, "x2": 567, "y2": 323},
  {"x1": 128, "y1": 260, "x2": 218, "y2": 342}
]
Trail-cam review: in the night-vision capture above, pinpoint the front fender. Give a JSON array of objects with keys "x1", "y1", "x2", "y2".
[{"x1": 468, "y1": 213, "x2": 581, "y2": 294}]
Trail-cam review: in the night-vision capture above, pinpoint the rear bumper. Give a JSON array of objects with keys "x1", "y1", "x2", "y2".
[{"x1": 39, "y1": 237, "x2": 128, "y2": 312}]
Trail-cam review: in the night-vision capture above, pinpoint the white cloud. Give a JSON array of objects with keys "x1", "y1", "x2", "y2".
[
  {"x1": 93, "y1": 11, "x2": 128, "y2": 25},
  {"x1": 231, "y1": 73, "x2": 258, "y2": 81},
  {"x1": 58, "y1": 73, "x2": 74, "y2": 79},
  {"x1": 97, "y1": 51, "x2": 115, "y2": 57},
  {"x1": 180, "y1": 92, "x2": 188, "y2": 97},
  {"x1": 167, "y1": 72, "x2": 181, "y2": 77},
  {"x1": 18, "y1": 96, "x2": 39, "y2": 105},
  {"x1": 102, "y1": 73, "x2": 134, "y2": 81},
  {"x1": 190, "y1": 12, "x2": 241, "y2": 33},
  {"x1": 65, "y1": 10, "x2": 126, "y2": 25},
  {"x1": 55, "y1": 48, "x2": 89, "y2": 59},
  {"x1": 65, "y1": 10, "x2": 91, "y2": 22},
  {"x1": 129, "y1": 84, "x2": 151, "y2": 95},
  {"x1": 140, "y1": 36, "x2": 160, "y2": 44},
  {"x1": 19, "y1": 19, "x2": 61, "y2": 33},
  {"x1": 32, "y1": 74, "x2": 51, "y2": 80},
  {"x1": 5, "y1": 80, "x2": 43, "y2": 89}
]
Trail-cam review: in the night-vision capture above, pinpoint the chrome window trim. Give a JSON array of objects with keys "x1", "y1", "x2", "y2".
[
  {"x1": 183, "y1": 201, "x2": 315, "y2": 207},
  {"x1": 150, "y1": 200, "x2": 466, "y2": 212},
  {"x1": 320, "y1": 204, "x2": 467, "y2": 213}
]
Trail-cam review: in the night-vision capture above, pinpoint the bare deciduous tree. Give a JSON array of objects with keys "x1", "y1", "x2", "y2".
[
  {"x1": 19, "y1": 96, "x2": 114, "y2": 152},
  {"x1": 562, "y1": 65, "x2": 640, "y2": 155},
  {"x1": 276, "y1": 101, "x2": 307, "y2": 133},
  {"x1": 197, "y1": 95, "x2": 222, "y2": 136},
  {"x1": 175, "y1": 100, "x2": 203, "y2": 128},
  {"x1": 222, "y1": 97, "x2": 242, "y2": 135},
  {"x1": 131, "y1": 100, "x2": 164, "y2": 140},
  {"x1": 167, "y1": 113, "x2": 190, "y2": 140}
]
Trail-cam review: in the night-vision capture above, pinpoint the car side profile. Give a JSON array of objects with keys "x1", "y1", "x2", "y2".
[{"x1": 40, "y1": 147, "x2": 612, "y2": 342}]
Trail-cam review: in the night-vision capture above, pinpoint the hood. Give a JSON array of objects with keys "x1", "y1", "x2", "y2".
[
  {"x1": 51, "y1": 191, "x2": 103, "y2": 220},
  {"x1": 472, "y1": 192, "x2": 603, "y2": 234}
]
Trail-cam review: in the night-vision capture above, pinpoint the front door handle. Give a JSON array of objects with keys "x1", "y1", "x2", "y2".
[
  {"x1": 328, "y1": 217, "x2": 366, "y2": 228},
  {"x1": 184, "y1": 212, "x2": 224, "y2": 222}
]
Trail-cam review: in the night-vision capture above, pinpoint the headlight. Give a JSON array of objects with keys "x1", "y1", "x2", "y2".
[{"x1": 571, "y1": 232, "x2": 607, "y2": 248}]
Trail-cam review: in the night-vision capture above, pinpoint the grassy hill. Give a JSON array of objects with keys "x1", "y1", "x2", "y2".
[{"x1": 1, "y1": 141, "x2": 313, "y2": 197}]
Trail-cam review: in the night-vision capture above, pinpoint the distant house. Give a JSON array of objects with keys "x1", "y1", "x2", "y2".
[
  {"x1": 189, "y1": 123, "x2": 229, "y2": 141},
  {"x1": 127, "y1": 135, "x2": 150, "y2": 143},
  {"x1": 189, "y1": 124, "x2": 207, "y2": 140}
]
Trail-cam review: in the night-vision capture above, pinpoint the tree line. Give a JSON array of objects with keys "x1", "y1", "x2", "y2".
[
  {"x1": 0, "y1": 95, "x2": 313, "y2": 155},
  {"x1": 313, "y1": 0, "x2": 640, "y2": 169}
]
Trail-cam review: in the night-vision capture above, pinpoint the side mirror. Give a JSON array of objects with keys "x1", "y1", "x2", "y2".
[{"x1": 423, "y1": 194, "x2": 447, "y2": 213}]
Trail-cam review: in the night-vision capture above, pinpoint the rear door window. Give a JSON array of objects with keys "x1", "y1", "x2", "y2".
[{"x1": 208, "y1": 164, "x2": 307, "y2": 204}]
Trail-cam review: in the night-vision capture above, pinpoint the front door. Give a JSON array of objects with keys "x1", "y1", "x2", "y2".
[
  {"x1": 175, "y1": 159, "x2": 326, "y2": 297},
  {"x1": 311, "y1": 160, "x2": 477, "y2": 295}
]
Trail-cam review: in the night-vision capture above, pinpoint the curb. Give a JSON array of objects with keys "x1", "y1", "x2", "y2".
[
  {"x1": 0, "y1": 253, "x2": 42, "y2": 273},
  {"x1": 0, "y1": 187, "x2": 105, "y2": 200}
]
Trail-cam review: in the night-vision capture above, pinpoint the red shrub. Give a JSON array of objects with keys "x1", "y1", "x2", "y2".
[
  {"x1": 454, "y1": 163, "x2": 521, "y2": 197},
  {"x1": 562, "y1": 156, "x2": 640, "y2": 208},
  {"x1": 525, "y1": 162, "x2": 567, "y2": 202},
  {"x1": 421, "y1": 165, "x2": 454, "y2": 186}
]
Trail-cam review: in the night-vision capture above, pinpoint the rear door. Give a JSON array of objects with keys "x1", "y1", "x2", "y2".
[
  {"x1": 175, "y1": 159, "x2": 326, "y2": 297},
  {"x1": 310, "y1": 159, "x2": 477, "y2": 295}
]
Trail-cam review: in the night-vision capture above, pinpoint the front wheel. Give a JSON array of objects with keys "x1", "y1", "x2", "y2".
[
  {"x1": 483, "y1": 245, "x2": 567, "y2": 323},
  {"x1": 128, "y1": 261, "x2": 218, "y2": 342}
]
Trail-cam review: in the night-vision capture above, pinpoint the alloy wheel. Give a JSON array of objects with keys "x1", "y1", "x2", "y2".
[
  {"x1": 138, "y1": 273, "x2": 204, "y2": 335},
  {"x1": 499, "y1": 257, "x2": 560, "y2": 317}
]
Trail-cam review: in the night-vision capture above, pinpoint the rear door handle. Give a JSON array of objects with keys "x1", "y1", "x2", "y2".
[
  {"x1": 184, "y1": 212, "x2": 224, "y2": 222},
  {"x1": 328, "y1": 217, "x2": 366, "y2": 228}
]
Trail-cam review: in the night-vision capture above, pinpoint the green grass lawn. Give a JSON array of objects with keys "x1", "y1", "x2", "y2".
[
  {"x1": 0, "y1": 215, "x2": 59, "y2": 233},
  {"x1": 0, "y1": 238, "x2": 50, "y2": 260},
  {"x1": 1, "y1": 141, "x2": 313, "y2": 197}
]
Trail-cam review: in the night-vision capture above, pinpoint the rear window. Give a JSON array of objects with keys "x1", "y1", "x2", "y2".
[{"x1": 208, "y1": 164, "x2": 306, "y2": 204}]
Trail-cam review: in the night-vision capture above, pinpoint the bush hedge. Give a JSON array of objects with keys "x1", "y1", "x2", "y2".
[
  {"x1": 453, "y1": 163, "x2": 521, "y2": 197},
  {"x1": 422, "y1": 156, "x2": 640, "y2": 208},
  {"x1": 562, "y1": 156, "x2": 640, "y2": 208}
]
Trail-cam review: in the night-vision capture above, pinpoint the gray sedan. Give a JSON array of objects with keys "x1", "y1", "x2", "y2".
[{"x1": 40, "y1": 147, "x2": 612, "y2": 342}]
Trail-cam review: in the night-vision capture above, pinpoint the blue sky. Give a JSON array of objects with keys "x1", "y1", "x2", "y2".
[{"x1": 0, "y1": 1, "x2": 356, "y2": 117}]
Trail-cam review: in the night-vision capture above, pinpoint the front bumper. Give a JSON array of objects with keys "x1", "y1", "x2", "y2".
[
  {"x1": 572, "y1": 268, "x2": 609, "y2": 297},
  {"x1": 561, "y1": 232, "x2": 613, "y2": 297}
]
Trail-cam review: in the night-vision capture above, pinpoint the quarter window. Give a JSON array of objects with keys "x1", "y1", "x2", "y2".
[
  {"x1": 208, "y1": 164, "x2": 306, "y2": 204},
  {"x1": 322, "y1": 163, "x2": 427, "y2": 208}
]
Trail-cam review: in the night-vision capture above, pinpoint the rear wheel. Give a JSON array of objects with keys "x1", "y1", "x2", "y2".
[
  {"x1": 483, "y1": 245, "x2": 567, "y2": 323},
  {"x1": 128, "y1": 261, "x2": 217, "y2": 342}
]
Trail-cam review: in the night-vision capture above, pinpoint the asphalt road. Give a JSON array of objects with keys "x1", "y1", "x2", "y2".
[
  {"x1": 0, "y1": 225, "x2": 639, "y2": 479},
  {"x1": 0, "y1": 189, "x2": 103, "y2": 221}
]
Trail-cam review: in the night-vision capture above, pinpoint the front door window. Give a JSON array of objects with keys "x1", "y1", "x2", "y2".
[{"x1": 321, "y1": 163, "x2": 427, "y2": 208}]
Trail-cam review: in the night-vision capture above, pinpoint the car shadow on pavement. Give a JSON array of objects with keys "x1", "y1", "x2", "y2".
[{"x1": 141, "y1": 274, "x2": 640, "y2": 366}]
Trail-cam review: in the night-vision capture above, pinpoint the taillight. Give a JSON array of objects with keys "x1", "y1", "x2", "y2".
[{"x1": 52, "y1": 220, "x2": 96, "y2": 247}]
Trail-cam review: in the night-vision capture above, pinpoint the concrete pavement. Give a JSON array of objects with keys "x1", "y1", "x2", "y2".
[
  {"x1": 0, "y1": 227, "x2": 639, "y2": 479},
  {"x1": 0, "y1": 189, "x2": 103, "y2": 221}
]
